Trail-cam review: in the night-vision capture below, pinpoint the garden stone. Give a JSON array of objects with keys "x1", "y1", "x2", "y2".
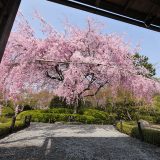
[{"x1": 138, "y1": 119, "x2": 150, "y2": 129}]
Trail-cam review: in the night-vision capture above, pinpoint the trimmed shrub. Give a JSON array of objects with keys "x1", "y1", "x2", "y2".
[
  {"x1": 116, "y1": 121, "x2": 160, "y2": 146},
  {"x1": 17, "y1": 109, "x2": 116, "y2": 124},
  {"x1": 42, "y1": 108, "x2": 73, "y2": 114},
  {"x1": 2, "y1": 107, "x2": 14, "y2": 117},
  {"x1": 84, "y1": 109, "x2": 108, "y2": 118},
  {"x1": 0, "y1": 116, "x2": 11, "y2": 123},
  {"x1": 0, "y1": 122, "x2": 11, "y2": 137},
  {"x1": 84, "y1": 109, "x2": 116, "y2": 124},
  {"x1": 116, "y1": 121, "x2": 139, "y2": 137},
  {"x1": 154, "y1": 113, "x2": 160, "y2": 124},
  {"x1": 138, "y1": 115, "x2": 155, "y2": 123},
  {"x1": 0, "y1": 119, "x2": 26, "y2": 137}
]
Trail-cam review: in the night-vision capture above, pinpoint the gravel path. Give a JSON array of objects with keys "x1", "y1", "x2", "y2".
[{"x1": 0, "y1": 123, "x2": 160, "y2": 160}]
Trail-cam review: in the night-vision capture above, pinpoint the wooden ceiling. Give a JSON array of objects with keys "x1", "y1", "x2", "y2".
[{"x1": 49, "y1": 0, "x2": 160, "y2": 32}]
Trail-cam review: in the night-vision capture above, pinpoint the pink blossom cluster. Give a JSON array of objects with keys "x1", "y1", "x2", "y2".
[{"x1": 0, "y1": 15, "x2": 159, "y2": 104}]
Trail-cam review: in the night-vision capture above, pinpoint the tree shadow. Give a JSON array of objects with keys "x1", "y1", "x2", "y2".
[{"x1": 0, "y1": 124, "x2": 160, "y2": 160}]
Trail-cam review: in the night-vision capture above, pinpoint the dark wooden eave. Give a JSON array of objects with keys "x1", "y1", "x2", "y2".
[
  {"x1": 0, "y1": 0, "x2": 160, "y2": 62},
  {"x1": 48, "y1": 0, "x2": 160, "y2": 32},
  {"x1": 0, "y1": 0, "x2": 21, "y2": 61}
]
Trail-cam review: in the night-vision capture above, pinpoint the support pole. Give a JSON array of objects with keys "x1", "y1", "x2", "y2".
[
  {"x1": 0, "y1": 0, "x2": 21, "y2": 61},
  {"x1": 137, "y1": 121, "x2": 144, "y2": 141}
]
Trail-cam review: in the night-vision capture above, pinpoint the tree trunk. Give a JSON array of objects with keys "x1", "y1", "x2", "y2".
[
  {"x1": 126, "y1": 110, "x2": 132, "y2": 121},
  {"x1": 0, "y1": 105, "x2": 2, "y2": 117},
  {"x1": 73, "y1": 103, "x2": 78, "y2": 114},
  {"x1": 73, "y1": 98, "x2": 81, "y2": 114}
]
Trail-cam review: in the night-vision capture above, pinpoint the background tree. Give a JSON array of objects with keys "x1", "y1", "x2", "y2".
[
  {"x1": 133, "y1": 53, "x2": 156, "y2": 77},
  {"x1": 17, "y1": 90, "x2": 53, "y2": 110}
]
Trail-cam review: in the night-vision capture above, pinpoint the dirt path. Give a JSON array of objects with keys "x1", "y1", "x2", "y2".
[{"x1": 0, "y1": 123, "x2": 160, "y2": 160}]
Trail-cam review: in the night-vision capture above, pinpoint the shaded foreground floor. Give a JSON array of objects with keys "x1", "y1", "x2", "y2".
[{"x1": 0, "y1": 123, "x2": 160, "y2": 160}]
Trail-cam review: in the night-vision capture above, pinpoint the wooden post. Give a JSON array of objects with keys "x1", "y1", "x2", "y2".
[
  {"x1": 24, "y1": 116, "x2": 27, "y2": 126},
  {"x1": 24, "y1": 115, "x2": 32, "y2": 127},
  {"x1": 28, "y1": 115, "x2": 32, "y2": 126},
  {"x1": 24, "y1": 116, "x2": 28, "y2": 127},
  {"x1": 9, "y1": 116, "x2": 16, "y2": 133},
  {"x1": 120, "y1": 120, "x2": 123, "y2": 132},
  {"x1": 138, "y1": 121, "x2": 144, "y2": 141}
]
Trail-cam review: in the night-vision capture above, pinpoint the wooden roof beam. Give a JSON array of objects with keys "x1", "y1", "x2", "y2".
[
  {"x1": 95, "y1": 0, "x2": 101, "y2": 7},
  {"x1": 48, "y1": 0, "x2": 160, "y2": 32},
  {"x1": 151, "y1": 0, "x2": 160, "y2": 7},
  {"x1": 144, "y1": 5, "x2": 158, "y2": 27},
  {"x1": 0, "y1": 0, "x2": 4, "y2": 8},
  {"x1": 123, "y1": 0, "x2": 135, "y2": 12}
]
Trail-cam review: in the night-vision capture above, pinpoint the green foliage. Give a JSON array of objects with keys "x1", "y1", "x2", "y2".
[
  {"x1": 5, "y1": 100, "x2": 14, "y2": 109},
  {"x1": 103, "y1": 88, "x2": 139, "y2": 121},
  {"x1": 2, "y1": 107, "x2": 14, "y2": 117},
  {"x1": 133, "y1": 53, "x2": 156, "y2": 77},
  {"x1": 84, "y1": 109, "x2": 108, "y2": 118},
  {"x1": 154, "y1": 114, "x2": 160, "y2": 124},
  {"x1": 135, "y1": 104, "x2": 160, "y2": 123},
  {"x1": 138, "y1": 115, "x2": 156, "y2": 123},
  {"x1": 17, "y1": 108, "x2": 116, "y2": 124},
  {"x1": 0, "y1": 116, "x2": 11, "y2": 123},
  {"x1": 16, "y1": 90, "x2": 53, "y2": 110},
  {"x1": 116, "y1": 121, "x2": 139, "y2": 136},
  {"x1": 42, "y1": 108, "x2": 73, "y2": 114},
  {"x1": 153, "y1": 95, "x2": 160, "y2": 112},
  {"x1": 116, "y1": 121, "x2": 160, "y2": 146},
  {"x1": 0, "y1": 122, "x2": 11, "y2": 137},
  {"x1": 0, "y1": 120, "x2": 25, "y2": 137},
  {"x1": 79, "y1": 100, "x2": 92, "y2": 109},
  {"x1": 112, "y1": 100, "x2": 138, "y2": 121},
  {"x1": 84, "y1": 109, "x2": 116, "y2": 124},
  {"x1": 49, "y1": 96, "x2": 69, "y2": 108}
]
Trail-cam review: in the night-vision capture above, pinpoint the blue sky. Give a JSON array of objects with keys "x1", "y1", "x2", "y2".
[{"x1": 15, "y1": 0, "x2": 160, "y2": 76}]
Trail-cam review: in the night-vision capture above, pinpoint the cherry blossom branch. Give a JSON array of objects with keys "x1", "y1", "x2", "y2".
[
  {"x1": 84, "y1": 80, "x2": 108, "y2": 97},
  {"x1": 35, "y1": 59, "x2": 107, "y2": 66}
]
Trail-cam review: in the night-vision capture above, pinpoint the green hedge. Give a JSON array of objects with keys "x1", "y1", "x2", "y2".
[
  {"x1": 83, "y1": 109, "x2": 116, "y2": 124},
  {"x1": 41, "y1": 108, "x2": 73, "y2": 114},
  {"x1": 155, "y1": 114, "x2": 160, "y2": 124},
  {"x1": 0, "y1": 116, "x2": 11, "y2": 123},
  {"x1": 138, "y1": 115, "x2": 156, "y2": 123},
  {"x1": 116, "y1": 121, "x2": 139, "y2": 137},
  {"x1": 17, "y1": 108, "x2": 116, "y2": 124},
  {"x1": 116, "y1": 121, "x2": 160, "y2": 146},
  {"x1": 2, "y1": 107, "x2": 15, "y2": 117},
  {"x1": 0, "y1": 120, "x2": 26, "y2": 137}
]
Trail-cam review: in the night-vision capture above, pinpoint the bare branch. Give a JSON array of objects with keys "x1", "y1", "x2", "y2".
[
  {"x1": 46, "y1": 64, "x2": 64, "y2": 81},
  {"x1": 78, "y1": 73, "x2": 96, "y2": 97},
  {"x1": 35, "y1": 59, "x2": 107, "y2": 66},
  {"x1": 84, "y1": 80, "x2": 108, "y2": 97}
]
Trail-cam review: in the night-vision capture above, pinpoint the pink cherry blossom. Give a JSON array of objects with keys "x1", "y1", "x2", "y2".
[{"x1": 0, "y1": 14, "x2": 159, "y2": 113}]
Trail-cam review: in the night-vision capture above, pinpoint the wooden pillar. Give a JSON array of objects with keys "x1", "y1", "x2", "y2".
[{"x1": 0, "y1": 0, "x2": 21, "y2": 61}]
